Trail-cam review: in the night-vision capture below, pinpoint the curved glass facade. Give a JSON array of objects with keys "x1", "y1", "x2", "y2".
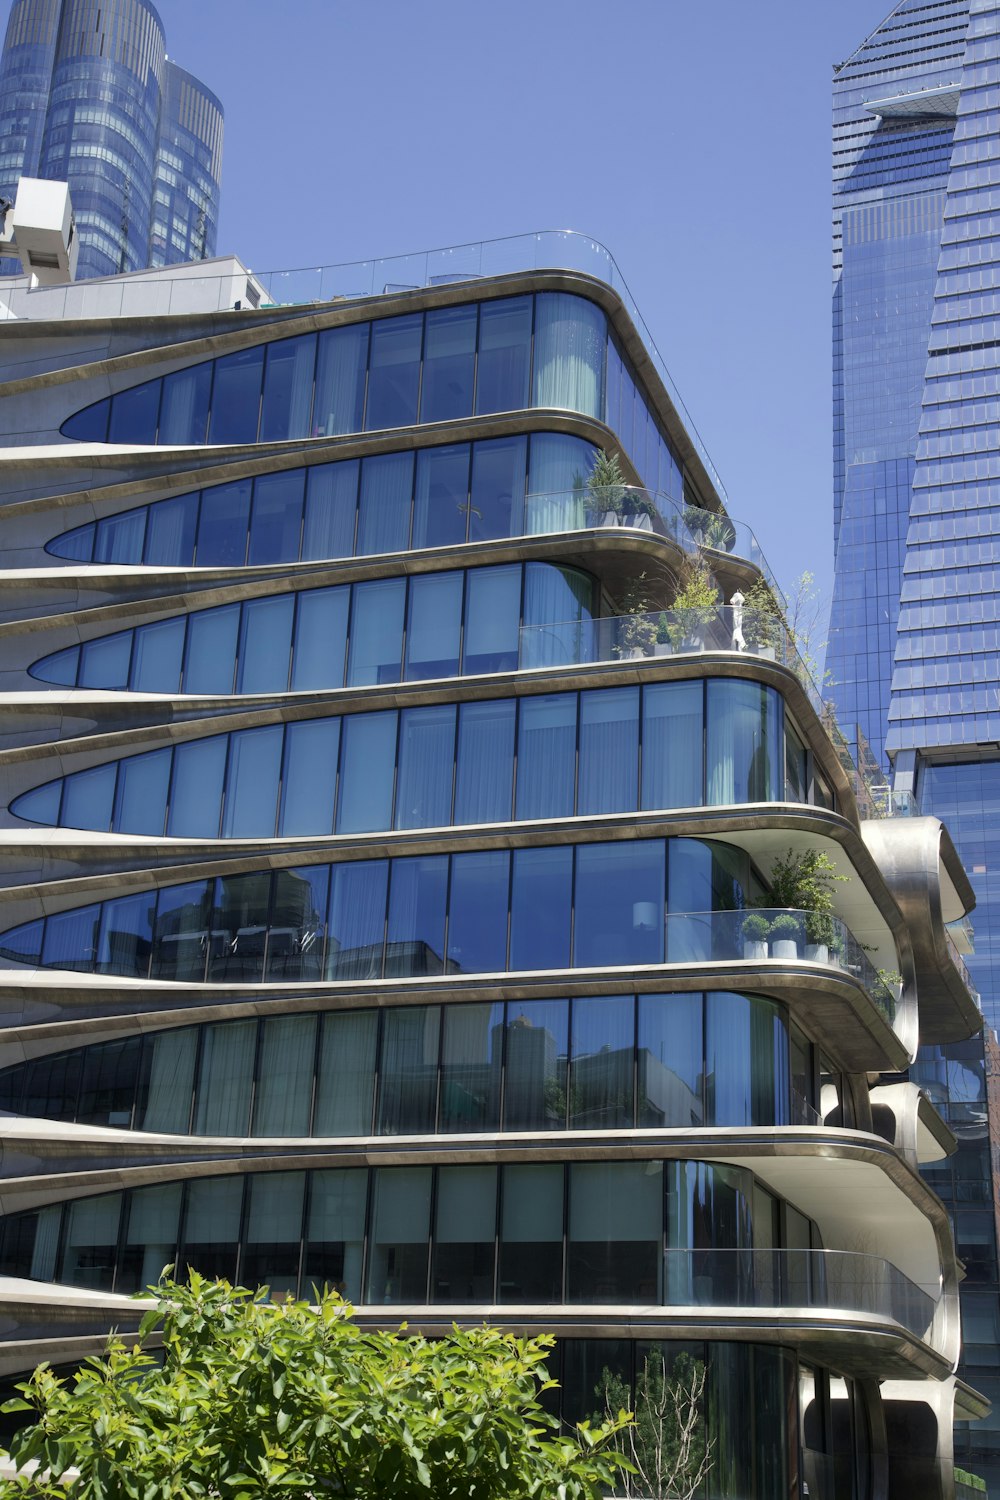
[
  {"x1": 46, "y1": 433, "x2": 599, "y2": 565},
  {"x1": 11, "y1": 679, "x2": 801, "y2": 836},
  {"x1": 0, "y1": 836, "x2": 761, "y2": 982},
  {"x1": 149, "y1": 62, "x2": 223, "y2": 268},
  {"x1": 0, "y1": 1158, "x2": 813, "y2": 1301},
  {"x1": 0, "y1": 990, "x2": 814, "y2": 1135},
  {"x1": 28, "y1": 561, "x2": 595, "y2": 693}
]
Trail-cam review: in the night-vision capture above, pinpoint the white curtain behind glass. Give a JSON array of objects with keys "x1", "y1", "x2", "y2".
[
  {"x1": 532, "y1": 293, "x2": 605, "y2": 417},
  {"x1": 253, "y1": 1016, "x2": 316, "y2": 1136}
]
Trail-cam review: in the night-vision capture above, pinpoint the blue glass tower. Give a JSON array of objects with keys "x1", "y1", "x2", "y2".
[{"x1": 0, "y1": 0, "x2": 222, "y2": 279}]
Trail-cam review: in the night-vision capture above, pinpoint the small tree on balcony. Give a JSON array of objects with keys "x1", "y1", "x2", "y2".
[
  {"x1": 665, "y1": 553, "x2": 721, "y2": 650},
  {"x1": 587, "y1": 449, "x2": 627, "y2": 523},
  {"x1": 766, "y1": 847, "x2": 848, "y2": 947}
]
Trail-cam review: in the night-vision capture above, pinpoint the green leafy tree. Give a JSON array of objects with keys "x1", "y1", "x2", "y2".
[
  {"x1": 666, "y1": 554, "x2": 721, "y2": 650},
  {"x1": 587, "y1": 449, "x2": 628, "y2": 522},
  {"x1": 597, "y1": 1351, "x2": 713, "y2": 1500},
  {"x1": 0, "y1": 1275, "x2": 630, "y2": 1500},
  {"x1": 766, "y1": 847, "x2": 849, "y2": 947}
]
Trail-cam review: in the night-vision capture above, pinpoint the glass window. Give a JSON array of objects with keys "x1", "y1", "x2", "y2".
[
  {"x1": 378, "y1": 1006, "x2": 440, "y2": 1135},
  {"x1": 80, "y1": 631, "x2": 131, "y2": 689},
  {"x1": 96, "y1": 890, "x2": 156, "y2": 977},
  {"x1": 237, "y1": 596, "x2": 294, "y2": 693},
  {"x1": 366, "y1": 314, "x2": 422, "y2": 430},
  {"x1": 0, "y1": 918, "x2": 43, "y2": 966},
  {"x1": 404, "y1": 571, "x2": 463, "y2": 680},
  {"x1": 59, "y1": 1193, "x2": 121, "y2": 1290},
  {"x1": 568, "y1": 1161, "x2": 662, "y2": 1303},
  {"x1": 476, "y1": 297, "x2": 531, "y2": 414},
  {"x1": 291, "y1": 587, "x2": 348, "y2": 691},
  {"x1": 158, "y1": 363, "x2": 211, "y2": 445},
  {"x1": 432, "y1": 1165, "x2": 497, "y2": 1302},
  {"x1": 222, "y1": 725, "x2": 283, "y2": 837},
  {"x1": 785, "y1": 718, "x2": 808, "y2": 803},
  {"x1": 570, "y1": 995, "x2": 635, "y2": 1128},
  {"x1": 313, "y1": 1011, "x2": 377, "y2": 1136},
  {"x1": 412, "y1": 444, "x2": 469, "y2": 549},
  {"x1": 469, "y1": 434, "x2": 526, "y2": 541},
  {"x1": 463, "y1": 563, "x2": 521, "y2": 674},
  {"x1": 366, "y1": 1167, "x2": 431, "y2": 1303},
  {"x1": 195, "y1": 480, "x2": 251, "y2": 567},
  {"x1": 194, "y1": 1020, "x2": 256, "y2": 1135},
  {"x1": 706, "y1": 992, "x2": 787, "y2": 1128},
  {"x1": 42, "y1": 904, "x2": 100, "y2": 972},
  {"x1": 208, "y1": 346, "x2": 264, "y2": 445},
  {"x1": 279, "y1": 718, "x2": 339, "y2": 837},
  {"x1": 50, "y1": 523, "x2": 95, "y2": 562},
  {"x1": 510, "y1": 847, "x2": 572, "y2": 971},
  {"x1": 180, "y1": 1175, "x2": 243, "y2": 1281},
  {"x1": 532, "y1": 293, "x2": 605, "y2": 418},
  {"x1": 241, "y1": 1172, "x2": 305, "y2": 1298},
  {"x1": 260, "y1": 334, "x2": 316, "y2": 442},
  {"x1": 499, "y1": 1163, "x2": 563, "y2": 1302},
  {"x1": 395, "y1": 705, "x2": 455, "y2": 828},
  {"x1": 525, "y1": 432, "x2": 595, "y2": 533},
  {"x1": 522, "y1": 562, "x2": 594, "y2": 668},
  {"x1": 151, "y1": 879, "x2": 212, "y2": 981},
  {"x1": 454, "y1": 699, "x2": 515, "y2": 824},
  {"x1": 184, "y1": 605, "x2": 239, "y2": 695},
  {"x1": 421, "y1": 305, "x2": 477, "y2": 423},
  {"x1": 314, "y1": 324, "x2": 368, "y2": 437},
  {"x1": 642, "y1": 682, "x2": 704, "y2": 810},
  {"x1": 22, "y1": 1050, "x2": 80, "y2": 1119},
  {"x1": 707, "y1": 681, "x2": 781, "y2": 804},
  {"x1": 356, "y1": 451, "x2": 413, "y2": 557},
  {"x1": 138, "y1": 1028, "x2": 197, "y2": 1132},
  {"x1": 446, "y1": 851, "x2": 509, "y2": 975},
  {"x1": 144, "y1": 493, "x2": 198, "y2": 566},
  {"x1": 347, "y1": 578, "x2": 405, "y2": 686},
  {"x1": 210, "y1": 871, "x2": 272, "y2": 982},
  {"x1": 108, "y1": 378, "x2": 160, "y2": 444},
  {"x1": 301, "y1": 461, "x2": 358, "y2": 561},
  {"x1": 32, "y1": 645, "x2": 79, "y2": 686},
  {"x1": 503, "y1": 999, "x2": 568, "y2": 1131},
  {"x1": 439, "y1": 1002, "x2": 503, "y2": 1132},
  {"x1": 121, "y1": 1182, "x2": 182, "y2": 1292},
  {"x1": 95, "y1": 508, "x2": 146, "y2": 564},
  {"x1": 76, "y1": 1036, "x2": 139, "y2": 1126},
  {"x1": 63, "y1": 396, "x2": 109, "y2": 442},
  {"x1": 13, "y1": 780, "x2": 61, "y2": 825},
  {"x1": 167, "y1": 736, "x2": 227, "y2": 837},
  {"x1": 326, "y1": 861, "x2": 387, "y2": 980},
  {"x1": 131, "y1": 617, "x2": 185, "y2": 693},
  {"x1": 248, "y1": 470, "x2": 305, "y2": 565},
  {"x1": 304, "y1": 1169, "x2": 367, "y2": 1301},
  {"x1": 268, "y1": 866, "x2": 328, "y2": 982},
  {"x1": 574, "y1": 841, "x2": 665, "y2": 968},
  {"x1": 61, "y1": 763, "x2": 116, "y2": 832},
  {"x1": 337, "y1": 711, "x2": 397, "y2": 834},
  {"x1": 516, "y1": 694, "x2": 576, "y2": 820},
  {"x1": 579, "y1": 688, "x2": 638, "y2": 815},
  {"x1": 385, "y1": 856, "x2": 447, "y2": 977},
  {"x1": 637, "y1": 993, "x2": 704, "y2": 1127}
]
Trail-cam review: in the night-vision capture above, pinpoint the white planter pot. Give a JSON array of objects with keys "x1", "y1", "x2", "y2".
[
  {"x1": 743, "y1": 940, "x2": 768, "y2": 960},
  {"x1": 772, "y1": 939, "x2": 798, "y2": 960},
  {"x1": 805, "y1": 943, "x2": 829, "y2": 964},
  {"x1": 756, "y1": 644, "x2": 777, "y2": 660},
  {"x1": 653, "y1": 642, "x2": 671, "y2": 657}
]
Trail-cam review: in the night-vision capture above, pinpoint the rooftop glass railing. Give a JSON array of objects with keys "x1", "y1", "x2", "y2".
[{"x1": 945, "y1": 930, "x2": 980, "y2": 1005}]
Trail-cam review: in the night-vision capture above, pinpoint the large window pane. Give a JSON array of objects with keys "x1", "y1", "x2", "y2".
[
  {"x1": 80, "y1": 631, "x2": 131, "y2": 689},
  {"x1": 151, "y1": 880, "x2": 212, "y2": 981},
  {"x1": 138, "y1": 1028, "x2": 197, "y2": 1132},
  {"x1": 499, "y1": 1163, "x2": 563, "y2": 1302},
  {"x1": 247, "y1": 1012, "x2": 316, "y2": 1134},
  {"x1": 279, "y1": 719, "x2": 339, "y2": 836},
  {"x1": 159, "y1": 363, "x2": 211, "y2": 444},
  {"x1": 525, "y1": 432, "x2": 595, "y2": 533},
  {"x1": 121, "y1": 1183, "x2": 182, "y2": 1293},
  {"x1": 221, "y1": 725, "x2": 283, "y2": 838},
  {"x1": 96, "y1": 890, "x2": 156, "y2": 977},
  {"x1": 61, "y1": 763, "x2": 116, "y2": 832},
  {"x1": 208, "y1": 346, "x2": 264, "y2": 444},
  {"x1": 395, "y1": 705, "x2": 455, "y2": 828},
  {"x1": 195, "y1": 480, "x2": 250, "y2": 567},
  {"x1": 378, "y1": 1006, "x2": 440, "y2": 1135},
  {"x1": 108, "y1": 378, "x2": 160, "y2": 444},
  {"x1": 304, "y1": 1169, "x2": 367, "y2": 1301},
  {"x1": 412, "y1": 444, "x2": 469, "y2": 549},
  {"x1": 237, "y1": 596, "x2": 293, "y2": 693},
  {"x1": 313, "y1": 1011, "x2": 377, "y2": 1136},
  {"x1": 260, "y1": 334, "x2": 316, "y2": 442},
  {"x1": 522, "y1": 562, "x2": 594, "y2": 668},
  {"x1": 578, "y1": 687, "x2": 638, "y2": 815},
  {"x1": 385, "y1": 856, "x2": 447, "y2": 977},
  {"x1": 532, "y1": 293, "x2": 605, "y2": 417},
  {"x1": 574, "y1": 841, "x2": 665, "y2": 968},
  {"x1": 347, "y1": 578, "x2": 405, "y2": 686},
  {"x1": 181, "y1": 1176, "x2": 243, "y2": 1281},
  {"x1": 241, "y1": 1172, "x2": 305, "y2": 1299},
  {"x1": 247, "y1": 470, "x2": 306, "y2": 565},
  {"x1": 707, "y1": 680, "x2": 782, "y2": 805},
  {"x1": 469, "y1": 434, "x2": 526, "y2": 541},
  {"x1": 569, "y1": 995, "x2": 635, "y2": 1128},
  {"x1": 510, "y1": 847, "x2": 572, "y2": 971},
  {"x1": 131, "y1": 617, "x2": 185, "y2": 693},
  {"x1": 642, "y1": 681, "x2": 704, "y2": 810},
  {"x1": 503, "y1": 999, "x2": 568, "y2": 1131},
  {"x1": 637, "y1": 993, "x2": 704, "y2": 1127},
  {"x1": 77, "y1": 1036, "x2": 140, "y2": 1127},
  {"x1": 143, "y1": 492, "x2": 198, "y2": 566},
  {"x1": 326, "y1": 861, "x2": 387, "y2": 979},
  {"x1": 421, "y1": 306, "x2": 476, "y2": 423},
  {"x1": 268, "y1": 866, "x2": 328, "y2": 981},
  {"x1": 167, "y1": 736, "x2": 227, "y2": 837},
  {"x1": 446, "y1": 851, "x2": 509, "y2": 975},
  {"x1": 476, "y1": 297, "x2": 531, "y2": 414},
  {"x1": 404, "y1": 572, "x2": 463, "y2": 680},
  {"x1": 439, "y1": 1003, "x2": 503, "y2": 1132},
  {"x1": 515, "y1": 694, "x2": 576, "y2": 819},
  {"x1": 59, "y1": 1193, "x2": 122, "y2": 1290},
  {"x1": 462, "y1": 563, "x2": 521, "y2": 674},
  {"x1": 454, "y1": 699, "x2": 515, "y2": 823},
  {"x1": 42, "y1": 904, "x2": 100, "y2": 972},
  {"x1": 337, "y1": 711, "x2": 397, "y2": 833},
  {"x1": 301, "y1": 461, "x2": 358, "y2": 560},
  {"x1": 184, "y1": 605, "x2": 239, "y2": 694},
  {"x1": 706, "y1": 992, "x2": 787, "y2": 1127},
  {"x1": 568, "y1": 1161, "x2": 662, "y2": 1303},
  {"x1": 356, "y1": 450, "x2": 413, "y2": 556},
  {"x1": 432, "y1": 1165, "x2": 496, "y2": 1302},
  {"x1": 194, "y1": 1020, "x2": 256, "y2": 1135},
  {"x1": 95, "y1": 508, "x2": 146, "y2": 564},
  {"x1": 210, "y1": 872, "x2": 272, "y2": 982},
  {"x1": 366, "y1": 314, "x2": 422, "y2": 430},
  {"x1": 291, "y1": 588, "x2": 348, "y2": 691},
  {"x1": 314, "y1": 324, "x2": 368, "y2": 437}
]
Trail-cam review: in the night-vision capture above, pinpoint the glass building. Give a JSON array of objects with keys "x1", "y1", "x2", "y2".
[
  {"x1": 829, "y1": 3, "x2": 1000, "y2": 1492},
  {"x1": 0, "y1": 231, "x2": 987, "y2": 1497},
  {"x1": 0, "y1": 0, "x2": 222, "y2": 279}
]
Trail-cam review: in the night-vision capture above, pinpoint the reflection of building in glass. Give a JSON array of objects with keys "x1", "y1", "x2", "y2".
[
  {"x1": 0, "y1": 233, "x2": 988, "y2": 1494},
  {"x1": 0, "y1": 0, "x2": 222, "y2": 279}
]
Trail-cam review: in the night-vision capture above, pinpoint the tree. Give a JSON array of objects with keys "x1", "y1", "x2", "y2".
[
  {"x1": 0, "y1": 1275, "x2": 630, "y2": 1500},
  {"x1": 598, "y1": 1350, "x2": 713, "y2": 1500}
]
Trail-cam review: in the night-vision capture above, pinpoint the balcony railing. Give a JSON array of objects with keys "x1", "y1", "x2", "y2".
[
  {"x1": 944, "y1": 929, "x2": 980, "y2": 1005},
  {"x1": 659, "y1": 1248, "x2": 936, "y2": 1344},
  {"x1": 660, "y1": 908, "x2": 897, "y2": 1024}
]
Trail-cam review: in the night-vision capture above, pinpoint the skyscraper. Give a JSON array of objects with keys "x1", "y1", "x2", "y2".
[
  {"x1": 829, "y1": 1, "x2": 1000, "y2": 1489},
  {"x1": 0, "y1": 0, "x2": 222, "y2": 279},
  {"x1": 0, "y1": 231, "x2": 986, "y2": 1496}
]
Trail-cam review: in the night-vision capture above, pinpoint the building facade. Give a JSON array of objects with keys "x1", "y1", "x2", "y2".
[
  {"x1": 0, "y1": 236, "x2": 986, "y2": 1497},
  {"x1": 828, "y1": 2, "x2": 1000, "y2": 1490},
  {"x1": 0, "y1": 0, "x2": 222, "y2": 279}
]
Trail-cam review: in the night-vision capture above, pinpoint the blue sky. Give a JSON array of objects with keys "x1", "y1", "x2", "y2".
[{"x1": 8, "y1": 0, "x2": 892, "y2": 601}]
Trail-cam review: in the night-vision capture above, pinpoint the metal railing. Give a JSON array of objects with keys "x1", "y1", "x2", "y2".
[{"x1": 945, "y1": 929, "x2": 980, "y2": 1005}]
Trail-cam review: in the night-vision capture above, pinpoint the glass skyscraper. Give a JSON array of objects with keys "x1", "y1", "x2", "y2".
[
  {"x1": 829, "y1": 1, "x2": 1000, "y2": 1490},
  {"x1": 0, "y1": 0, "x2": 222, "y2": 278}
]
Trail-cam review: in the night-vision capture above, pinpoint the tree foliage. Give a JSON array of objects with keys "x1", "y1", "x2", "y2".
[
  {"x1": 598, "y1": 1351, "x2": 713, "y2": 1500},
  {"x1": 0, "y1": 1275, "x2": 630, "y2": 1500}
]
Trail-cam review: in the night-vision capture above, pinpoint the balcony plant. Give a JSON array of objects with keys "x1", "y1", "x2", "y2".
[
  {"x1": 766, "y1": 848, "x2": 848, "y2": 964},
  {"x1": 741, "y1": 576, "x2": 782, "y2": 658},
  {"x1": 741, "y1": 911, "x2": 770, "y2": 960},
  {"x1": 683, "y1": 504, "x2": 734, "y2": 553},
  {"x1": 615, "y1": 572, "x2": 658, "y2": 659},
  {"x1": 665, "y1": 554, "x2": 721, "y2": 652},
  {"x1": 769, "y1": 910, "x2": 803, "y2": 960},
  {"x1": 587, "y1": 450, "x2": 626, "y2": 526}
]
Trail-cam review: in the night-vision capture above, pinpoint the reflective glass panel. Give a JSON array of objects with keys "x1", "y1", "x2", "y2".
[
  {"x1": 208, "y1": 346, "x2": 264, "y2": 445},
  {"x1": 184, "y1": 605, "x2": 238, "y2": 695},
  {"x1": 509, "y1": 847, "x2": 571, "y2": 970},
  {"x1": 421, "y1": 305, "x2": 477, "y2": 423},
  {"x1": 378, "y1": 1006, "x2": 440, "y2": 1135},
  {"x1": 242, "y1": 1172, "x2": 304, "y2": 1297},
  {"x1": 248, "y1": 470, "x2": 305, "y2": 565},
  {"x1": 237, "y1": 596, "x2": 293, "y2": 693},
  {"x1": 641, "y1": 682, "x2": 704, "y2": 810},
  {"x1": 516, "y1": 694, "x2": 576, "y2": 819},
  {"x1": 336, "y1": 711, "x2": 397, "y2": 834},
  {"x1": 366, "y1": 1166, "x2": 431, "y2": 1303},
  {"x1": 260, "y1": 334, "x2": 316, "y2": 442},
  {"x1": 385, "y1": 856, "x2": 447, "y2": 977},
  {"x1": 301, "y1": 461, "x2": 358, "y2": 561},
  {"x1": 313, "y1": 324, "x2": 368, "y2": 437},
  {"x1": 346, "y1": 578, "x2": 405, "y2": 686},
  {"x1": 108, "y1": 378, "x2": 160, "y2": 444},
  {"x1": 356, "y1": 450, "x2": 413, "y2": 557},
  {"x1": 570, "y1": 995, "x2": 635, "y2": 1128},
  {"x1": 366, "y1": 314, "x2": 422, "y2": 430},
  {"x1": 291, "y1": 588, "x2": 348, "y2": 691},
  {"x1": 454, "y1": 699, "x2": 515, "y2": 824},
  {"x1": 159, "y1": 364, "x2": 211, "y2": 445},
  {"x1": 181, "y1": 1175, "x2": 243, "y2": 1281},
  {"x1": 637, "y1": 993, "x2": 704, "y2": 1127},
  {"x1": 503, "y1": 999, "x2": 568, "y2": 1131},
  {"x1": 279, "y1": 719, "x2": 339, "y2": 837},
  {"x1": 326, "y1": 861, "x2": 387, "y2": 979},
  {"x1": 432, "y1": 1164, "x2": 496, "y2": 1302},
  {"x1": 568, "y1": 1161, "x2": 662, "y2": 1303},
  {"x1": 499, "y1": 1163, "x2": 562, "y2": 1302},
  {"x1": 574, "y1": 841, "x2": 665, "y2": 968},
  {"x1": 195, "y1": 480, "x2": 250, "y2": 567},
  {"x1": 404, "y1": 571, "x2": 462, "y2": 680},
  {"x1": 313, "y1": 1011, "x2": 377, "y2": 1136},
  {"x1": 446, "y1": 851, "x2": 509, "y2": 974},
  {"x1": 578, "y1": 688, "x2": 638, "y2": 815},
  {"x1": 131, "y1": 617, "x2": 185, "y2": 693},
  {"x1": 475, "y1": 297, "x2": 531, "y2": 414},
  {"x1": 463, "y1": 563, "x2": 520, "y2": 674},
  {"x1": 221, "y1": 725, "x2": 282, "y2": 837},
  {"x1": 167, "y1": 736, "x2": 227, "y2": 837},
  {"x1": 144, "y1": 493, "x2": 198, "y2": 566},
  {"x1": 304, "y1": 1169, "x2": 367, "y2": 1301},
  {"x1": 412, "y1": 444, "x2": 469, "y2": 549},
  {"x1": 395, "y1": 705, "x2": 455, "y2": 828},
  {"x1": 439, "y1": 1003, "x2": 503, "y2": 1132},
  {"x1": 469, "y1": 434, "x2": 526, "y2": 541}
]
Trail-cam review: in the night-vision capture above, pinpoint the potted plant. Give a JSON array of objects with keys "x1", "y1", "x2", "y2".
[
  {"x1": 766, "y1": 848, "x2": 849, "y2": 964},
  {"x1": 742, "y1": 576, "x2": 781, "y2": 659},
  {"x1": 741, "y1": 911, "x2": 770, "y2": 960},
  {"x1": 804, "y1": 909, "x2": 836, "y2": 965},
  {"x1": 665, "y1": 553, "x2": 721, "y2": 652},
  {"x1": 614, "y1": 572, "x2": 658, "y2": 659},
  {"x1": 684, "y1": 504, "x2": 735, "y2": 553},
  {"x1": 587, "y1": 450, "x2": 626, "y2": 526},
  {"x1": 620, "y1": 487, "x2": 659, "y2": 531},
  {"x1": 769, "y1": 910, "x2": 803, "y2": 960},
  {"x1": 654, "y1": 612, "x2": 672, "y2": 657}
]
